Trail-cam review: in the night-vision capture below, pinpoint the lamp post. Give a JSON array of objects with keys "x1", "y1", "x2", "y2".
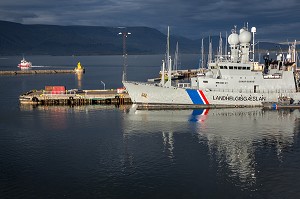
[
  {"x1": 118, "y1": 29, "x2": 131, "y2": 82},
  {"x1": 100, "y1": 81, "x2": 105, "y2": 90}
]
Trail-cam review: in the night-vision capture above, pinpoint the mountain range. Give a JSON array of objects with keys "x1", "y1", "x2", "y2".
[{"x1": 0, "y1": 20, "x2": 290, "y2": 56}]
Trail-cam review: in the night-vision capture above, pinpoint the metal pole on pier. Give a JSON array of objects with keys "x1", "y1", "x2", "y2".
[
  {"x1": 100, "y1": 81, "x2": 106, "y2": 90},
  {"x1": 118, "y1": 29, "x2": 131, "y2": 82}
]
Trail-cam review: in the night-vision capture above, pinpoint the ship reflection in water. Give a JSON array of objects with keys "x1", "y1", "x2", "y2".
[
  {"x1": 18, "y1": 104, "x2": 300, "y2": 195},
  {"x1": 123, "y1": 107, "x2": 299, "y2": 190}
]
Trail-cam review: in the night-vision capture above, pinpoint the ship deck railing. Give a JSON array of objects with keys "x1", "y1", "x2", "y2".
[
  {"x1": 199, "y1": 88, "x2": 297, "y2": 94},
  {"x1": 125, "y1": 81, "x2": 298, "y2": 94},
  {"x1": 125, "y1": 81, "x2": 162, "y2": 87}
]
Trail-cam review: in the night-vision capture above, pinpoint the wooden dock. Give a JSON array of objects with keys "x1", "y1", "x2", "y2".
[
  {"x1": 0, "y1": 69, "x2": 76, "y2": 75},
  {"x1": 19, "y1": 89, "x2": 132, "y2": 105}
]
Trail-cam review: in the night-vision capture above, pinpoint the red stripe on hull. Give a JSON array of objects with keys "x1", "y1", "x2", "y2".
[
  {"x1": 203, "y1": 109, "x2": 209, "y2": 115},
  {"x1": 199, "y1": 90, "x2": 209, "y2": 105}
]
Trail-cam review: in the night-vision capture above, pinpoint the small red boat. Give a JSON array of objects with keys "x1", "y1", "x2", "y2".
[{"x1": 18, "y1": 56, "x2": 32, "y2": 69}]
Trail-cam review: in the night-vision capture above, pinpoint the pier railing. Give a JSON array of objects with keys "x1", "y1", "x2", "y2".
[{"x1": 42, "y1": 90, "x2": 79, "y2": 95}]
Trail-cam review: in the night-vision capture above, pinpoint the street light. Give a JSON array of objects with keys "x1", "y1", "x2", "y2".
[
  {"x1": 118, "y1": 29, "x2": 131, "y2": 82},
  {"x1": 100, "y1": 81, "x2": 105, "y2": 90}
]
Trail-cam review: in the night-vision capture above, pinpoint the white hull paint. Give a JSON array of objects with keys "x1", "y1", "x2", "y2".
[{"x1": 123, "y1": 81, "x2": 300, "y2": 106}]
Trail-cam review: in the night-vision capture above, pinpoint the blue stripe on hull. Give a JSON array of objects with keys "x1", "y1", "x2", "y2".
[{"x1": 186, "y1": 89, "x2": 204, "y2": 104}]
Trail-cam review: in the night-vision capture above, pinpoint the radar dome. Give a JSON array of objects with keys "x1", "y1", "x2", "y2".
[
  {"x1": 228, "y1": 33, "x2": 239, "y2": 45},
  {"x1": 239, "y1": 30, "x2": 251, "y2": 43}
]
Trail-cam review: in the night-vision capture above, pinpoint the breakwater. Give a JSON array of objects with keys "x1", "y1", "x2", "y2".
[{"x1": 0, "y1": 69, "x2": 76, "y2": 75}]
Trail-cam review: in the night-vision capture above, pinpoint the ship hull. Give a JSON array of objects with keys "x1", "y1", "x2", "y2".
[
  {"x1": 123, "y1": 81, "x2": 300, "y2": 106},
  {"x1": 18, "y1": 66, "x2": 31, "y2": 70}
]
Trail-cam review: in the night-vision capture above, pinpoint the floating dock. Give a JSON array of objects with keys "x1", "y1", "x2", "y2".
[
  {"x1": 263, "y1": 102, "x2": 300, "y2": 110},
  {"x1": 19, "y1": 88, "x2": 131, "y2": 105},
  {"x1": 0, "y1": 69, "x2": 77, "y2": 75}
]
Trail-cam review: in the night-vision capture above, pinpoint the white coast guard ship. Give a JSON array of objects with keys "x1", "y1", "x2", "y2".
[{"x1": 123, "y1": 25, "x2": 299, "y2": 106}]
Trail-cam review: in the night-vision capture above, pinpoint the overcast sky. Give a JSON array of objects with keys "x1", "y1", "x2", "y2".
[{"x1": 1, "y1": 0, "x2": 300, "y2": 42}]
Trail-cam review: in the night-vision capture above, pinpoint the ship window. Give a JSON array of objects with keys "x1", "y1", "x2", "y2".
[
  {"x1": 238, "y1": 67, "x2": 242, "y2": 70},
  {"x1": 234, "y1": 66, "x2": 237, "y2": 69},
  {"x1": 220, "y1": 66, "x2": 223, "y2": 69},
  {"x1": 203, "y1": 81, "x2": 208, "y2": 83},
  {"x1": 247, "y1": 67, "x2": 250, "y2": 70},
  {"x1": 224, "y1": 66, "x2": 228, "y2": 69},
  {"x1": 229, "y1": 66, "x2": 233, "y2": 69}
]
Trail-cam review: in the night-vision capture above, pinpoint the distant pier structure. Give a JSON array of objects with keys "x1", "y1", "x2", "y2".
[{"x1": 19, "y1": 86, "x2": 131, "y2": 106}]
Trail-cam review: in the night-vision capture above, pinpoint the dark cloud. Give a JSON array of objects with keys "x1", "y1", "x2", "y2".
[{"x1": 0, "y1": 0, "x2": 299, "y2": 42}]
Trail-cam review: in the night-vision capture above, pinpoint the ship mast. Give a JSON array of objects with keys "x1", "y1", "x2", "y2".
[
  {"x1": 208, "y1": 36, "x2": 212, "y2": 64},
  {"x1": 160, "y1": 59, "x2": 165, "y2": 86},
  {"x1": 201, "y1": 38, "x2": 204, "y2": 70},
  {"x1": 165, "y1": 26, "x2": 172, "y2": 87},
  {"x1": 251, "y1": 27, "x2": 256, "y2": 62},
  {"x1": 293, "y1": 40, "x2": 297, "y2": 69},
  {"x1": 174, "y1": 41, "x2": 179, "y2": 72},
  {"x1": 218, "y1": 32, "x2": 223, "y2": 60},
  {"x1": 225, "y1": 32, "x2": 228, "y2": 60}
]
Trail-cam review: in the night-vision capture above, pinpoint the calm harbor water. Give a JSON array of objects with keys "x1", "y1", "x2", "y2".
[{"x1": 1, "y1": 55, "x2": 300, "y2": 199}]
